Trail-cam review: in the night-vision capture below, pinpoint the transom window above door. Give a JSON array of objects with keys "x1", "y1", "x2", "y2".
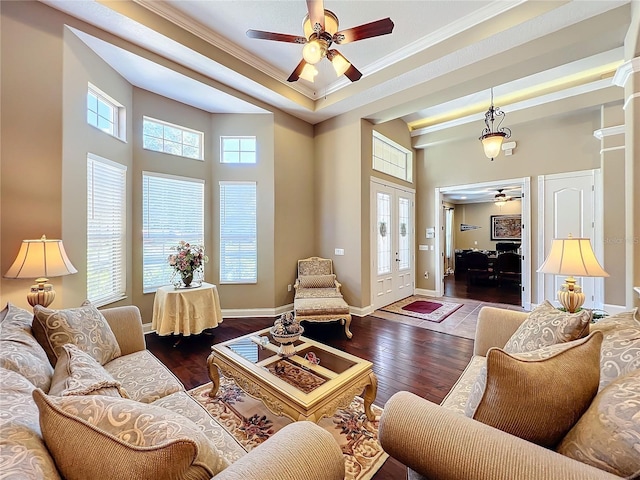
[{"x1": 372, "y1": 131, "x2": 413, "y2": 183}]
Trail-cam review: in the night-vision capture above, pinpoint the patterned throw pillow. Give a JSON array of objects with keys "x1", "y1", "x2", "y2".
[
  {"x1": 32, "y1": 390, "x2": 227, "y2": 480},
  {"x1": 503, "y1": 300, "x2": 591, "y2": 353},
  {"x1": 49, "y1": 343, "x2": 128, "y2": 398},
  {"x1": 0, "y1": 303, "x2": 54, "y2": 390},
  {"x1": 465, "y1": 331, "x2": 603, "y2": 448},
  {"x1": 557, "y1": 369, "x2": 640, "y2": 477},
  {"x1": 298, "y1": 274, "x2": 336, "y2": 289},
  {"x1": 32, "y1": 301, "x2": 121, "y2": 366},
  {"x1": 589, "y1": 309, "x2": 640, "y2": 391}
]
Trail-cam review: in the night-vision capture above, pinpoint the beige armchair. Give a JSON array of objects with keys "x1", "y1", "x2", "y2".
[{"x1": 293, "y1": 256, "x2": 353, "y2": 339}]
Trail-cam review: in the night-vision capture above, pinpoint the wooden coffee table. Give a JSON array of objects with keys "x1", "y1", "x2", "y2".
[{"x1": 207, "y1": 327, "x2": 378, "y2": 423}]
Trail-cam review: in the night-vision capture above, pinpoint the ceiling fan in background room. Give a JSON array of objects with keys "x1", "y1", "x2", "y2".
[
  {"x1": 246, "y1": 0, "x2": 394, "y2": 83},
  {"x1": 494, "y1": 188, "x2": 521, "y2": 206}
]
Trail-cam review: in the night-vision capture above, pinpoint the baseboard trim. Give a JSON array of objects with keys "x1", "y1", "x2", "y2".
[
  {"x1": 604, "y1": 303, "x2": 627, "y2": 315},
  {"x1": 222, "y1": 304, "x2": 294, "y2": 319},
  {"x1": 350, "y1": 305, "x2": 373, "y2": 317},
  {"x1": 414, "y1": 288, "x2": 438, "y2": 297}
]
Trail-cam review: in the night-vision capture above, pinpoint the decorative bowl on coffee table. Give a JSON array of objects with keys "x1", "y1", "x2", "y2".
[{"x1": 270, "y1": 326, "x2": 304, "y2": 357}]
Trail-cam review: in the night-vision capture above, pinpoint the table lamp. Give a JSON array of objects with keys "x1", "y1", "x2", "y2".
[
  {"x1": 537, "y1": 234, "x2": 608, "y2": 313},
  {"x1": 4, "y1": 235, "x2": 77, "y2": 308}
]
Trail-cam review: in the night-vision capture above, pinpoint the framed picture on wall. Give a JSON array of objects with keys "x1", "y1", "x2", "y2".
[{"x1": 490, "y1": 214, "x2": 521, "y2": 241}]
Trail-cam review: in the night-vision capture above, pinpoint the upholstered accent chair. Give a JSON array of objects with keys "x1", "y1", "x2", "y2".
[{"x1": 293, "y1": 257, "x2": 353, "y2": 339}]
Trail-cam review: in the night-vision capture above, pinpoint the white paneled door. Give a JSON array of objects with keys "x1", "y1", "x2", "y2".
[
  {"x1": 371, "y1": 180, "x2": 415, "y2": 310},
  {"x1": 539, "y1": 170, "x2": 603, "y2": 309}
]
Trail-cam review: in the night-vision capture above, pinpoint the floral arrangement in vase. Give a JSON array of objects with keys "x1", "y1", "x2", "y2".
[{"x1": 167, "y1": 241, "x2": 208, "y2": 287}]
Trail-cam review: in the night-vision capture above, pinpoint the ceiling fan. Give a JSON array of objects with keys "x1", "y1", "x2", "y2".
[
  {"x1": 494, "y1": 188, "x2": 521, "y2": 205},
  {"x1": 246, "y1": 0, "x2": 394, "y2": 83}
]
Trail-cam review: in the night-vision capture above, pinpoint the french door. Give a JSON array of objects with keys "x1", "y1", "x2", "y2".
[{"x1": 371, "y1": 180, "x2": 415, "y2": 310}]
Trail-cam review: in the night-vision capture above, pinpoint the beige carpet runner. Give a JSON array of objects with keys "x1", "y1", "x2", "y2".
[
  {"x1": 381, "y1": 296, "x2": 462, "y2": 322},
  {"x1": 189, "y1": 377, "x2": 388, "y2": 480}
]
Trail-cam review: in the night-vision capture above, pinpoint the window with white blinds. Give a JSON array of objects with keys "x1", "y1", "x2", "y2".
[
  {"x1": 220, "y1": 181, "x2": 257, "y2": 283},
  {"x1": 87, "y1": 154, "x2": 127, "y2": 306},
  {"x1": 142, "y1": 172, "x2": 205, "y2": 293}
]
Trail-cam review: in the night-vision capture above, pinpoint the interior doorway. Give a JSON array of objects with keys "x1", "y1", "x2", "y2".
[{"x1": 434, "y1": 177, "x2": 532, "y2": 309}]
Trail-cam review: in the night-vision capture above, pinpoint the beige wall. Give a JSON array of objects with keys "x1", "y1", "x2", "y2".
[
  {"x1": 415, "y1": 109, "x2": 607, "y2": 304},
  {"x1": 62, "y1": 28, "x2": 134, "y2": 311},
  {"x1": 2, "y1": 2, "x2": 67, "y2": 310},
  {"x1": 0, "y1": 2, "x2": 316, "y2": 322},
  {"x1": 273, "y1": 112, "x2": 315, "y2": 307},
  {"x1": 454, "y1": 200, "x2": 522, "y2": 251},
  {"x1": 314, "y1": 114, "x2": 363, "y2": 306},
  {"x1": 600, "y1": 103, "x2": 627, "y2": 307}
]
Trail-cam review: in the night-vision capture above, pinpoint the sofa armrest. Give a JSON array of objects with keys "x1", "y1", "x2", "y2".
[
  {"x1": 379, "y1": 392, "x2": 619, "y2": 480},
  {"x1": 100, "y1": 306, "x2": 146, "y2": 356},
  {"x1": 473, "y1": 306, "x2": 529, "y2": 356},
  {"x1": 213, "y1": 422, "x2": 344, "y2": 480}
]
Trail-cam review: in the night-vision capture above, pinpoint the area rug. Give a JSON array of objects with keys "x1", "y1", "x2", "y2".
[
  {"x1": 380, "y1": 296, "x2": 462, "y2": 322},
  {"x1": 189, "y1": 377, "x2": 387, "y2": 480}
]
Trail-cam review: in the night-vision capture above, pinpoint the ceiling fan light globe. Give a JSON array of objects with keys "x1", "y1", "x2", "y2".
[
  {"x1": 481, "y1": 132, "x2": 506, "y2": 159},
  {"x1": 331, "y1": 52, "x2": 351, "y2": 76},
  {"x1": 302, "y1": 39, "x2": 325, "y2": 64},
  {"x1": 299, "y1": 64, "x2": 318, "y2": 82}
]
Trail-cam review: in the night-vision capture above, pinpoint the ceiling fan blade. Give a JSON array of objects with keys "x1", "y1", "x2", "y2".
[
  {"x1": 287, "y1": 59, "x2": 307, "y2": 82},
  {"x1": 246, "y1": 30, "x2": 306, "y2": 44},
  {"x1": 333, "y1": 18, "x2": 394, "y2": 44},
  {"x1": 343, "y1": 63, "x2": 362, "y2": 82},
  {"x1": 306, "y1": 0, "x2": 325, "y2": 33}
]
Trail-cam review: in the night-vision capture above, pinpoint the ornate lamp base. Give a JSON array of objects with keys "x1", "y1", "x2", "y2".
[
  {"x1": 557, "y1": 276, "x2": 585, "y2": 313},
  {"x1": 27, "y1": 281, "x2": 55, "y2": 308},
  {"x1": 557, "y1": 289, "x2": 585, "y2": 313}
]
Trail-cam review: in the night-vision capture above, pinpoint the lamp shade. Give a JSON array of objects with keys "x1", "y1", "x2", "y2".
[
  {"x1": 4, "y1": 235, "x2": 77, "y2": 280},
  {"x1": 537, "y1": 236, "x2": 608, "y2": 278},
  {"x1": 481, "y1": 132, "x2": 506, "y2": 159}
]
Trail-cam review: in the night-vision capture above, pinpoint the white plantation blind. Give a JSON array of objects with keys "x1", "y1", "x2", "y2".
[
  {"x1": 87, "y1": 154, "x2": 127, "y2": 306},
  {"x1": 220, "y1": 181, "x2": 257, "y2": 283},
  {"x1": 142, "y1": 172, "x2": 205, "y2": 292}
]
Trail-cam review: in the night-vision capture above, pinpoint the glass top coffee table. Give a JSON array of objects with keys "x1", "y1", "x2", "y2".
[{"x1": 207, "y1": 327, "x2": 378, "y2": 423}]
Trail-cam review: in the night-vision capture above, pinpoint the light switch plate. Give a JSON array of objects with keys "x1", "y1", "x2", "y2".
[
  {"x1": 418, "y1": 245, "x2": 428, "y2": 251},
  {"x1": 335, "y1": 248, "x2": 345, "y2": 255}
]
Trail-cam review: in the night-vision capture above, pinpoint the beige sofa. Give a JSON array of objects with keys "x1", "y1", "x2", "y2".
[
  {"x1": 0, "y1": 302, "x2": 345, "y2": 480},
  {"x1": 379, "y1": 305, "x2": 640, "y2": 480}
]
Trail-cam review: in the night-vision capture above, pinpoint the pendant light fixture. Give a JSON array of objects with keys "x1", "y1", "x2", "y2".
[{"x1": 479, "y1": 88, "x2": 511, "y2": 160}]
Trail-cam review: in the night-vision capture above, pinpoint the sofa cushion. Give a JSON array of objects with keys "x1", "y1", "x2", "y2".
[
  {"x1": 503, "y1": 300, "x2": 591, "y2": 353},
  {"x1": 153, "y1": 391, "x2": 244, "y2": 466},
  {"x1": 590, "y1": 309, "x2": 640, "y2": 391},
  {"x1": 556, "y1": 369, "x2": 640, "y2": 477},
  {"x1": 49, "y1": 343, "x2": 128, "y2": 398},
  {"x1": 298, "y1": 274, "x2": 336, "y2": 288},
  {"x1": 104, "y1": 350, "x2": 184, "y2": 403},
  {"x1": 33, "y1": 389, "x2": 227, "y2": 480},
  {"x1": 0, "y1": 303, "x2": 54, "y2": 391},
  {"x1": 465, "y1": 331, "x2": 602, "y2": 448},
  {"x1": 294, "y1": 297, "x2": 350, "y2": 317},
  {"x1": 0, "y1": 368, "x2": 61, "y2": 479},
  {"x1": 33, "y1": 301, "x2": 121, "y2": 366},
  {"x1": 294, "y1": 287, "x2": 343, "y2": 299},
  {"x1": 440, "y1": 356, "x2": 486, "y2": 415}
]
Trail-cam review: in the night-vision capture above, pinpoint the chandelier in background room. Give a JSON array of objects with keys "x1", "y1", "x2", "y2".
[{"x1": 479, "y1": 88, "x2": 511, "y2": 160}]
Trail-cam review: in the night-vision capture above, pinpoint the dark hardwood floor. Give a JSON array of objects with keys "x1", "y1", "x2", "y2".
[
  {"x1": 146, "y1": 315, "x2": 475, "y2": 479},
  {"x1": 444, "y1": 272, "x2": 522, "y2": 306}
]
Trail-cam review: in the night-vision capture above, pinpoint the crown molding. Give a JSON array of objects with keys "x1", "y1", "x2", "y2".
[
  {"x1": 613, "y1": 56, "x2": 640, "y2": 87},
  {"x1": 134, "y1": 0, "x2": 317, "y2": 99},
  {"x1": 593, "y1": 124, "x2": 625, "y2": 139}
]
